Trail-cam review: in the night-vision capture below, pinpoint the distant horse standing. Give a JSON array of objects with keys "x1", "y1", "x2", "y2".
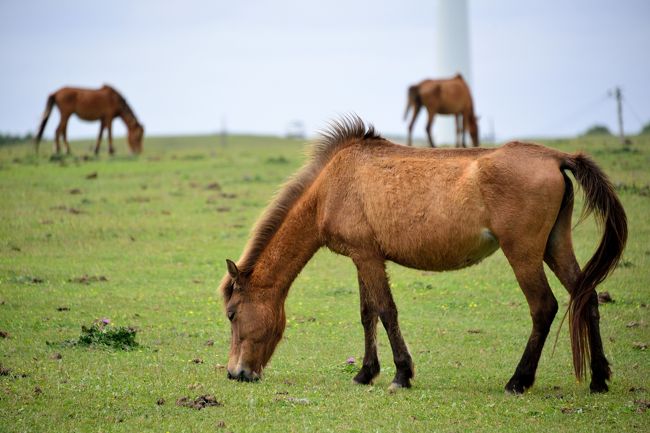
[
  {"x1": 35, "y1": 85, "x2": 144, "y2": 155},
  {"x1": 219, "y1": 117, "x2": 626, "y2": 394},
  {"x1": 405, "y1": 74, "x2": 479, "y2": 148}
]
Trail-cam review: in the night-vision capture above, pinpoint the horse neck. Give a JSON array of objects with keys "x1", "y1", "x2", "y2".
[
  {"x1": 119, "y1": 111, "x2": 138, "y2": 129},
  {"x1": 249, "y1": 197, "x2": 321, "y2": 303}
]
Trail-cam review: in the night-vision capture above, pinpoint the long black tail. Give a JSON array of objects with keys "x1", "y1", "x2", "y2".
[
  {"x1": 35, "y1": 94, "x2": 56, "y2": 153},
  {"x1": 404, "y1": 85, "x2": 420, "y2": 121},
  {"x1": 562, "y1": 154, "x2": 627, "y2": 380}
]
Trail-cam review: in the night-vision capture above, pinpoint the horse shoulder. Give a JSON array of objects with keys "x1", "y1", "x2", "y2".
[{"x1": 314, "y1": 146, "x2": 383, "y2": 255}]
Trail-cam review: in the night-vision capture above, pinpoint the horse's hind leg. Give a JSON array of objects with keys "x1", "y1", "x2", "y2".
[
  {"x1": 107, "y1": 120, "x2": 115, "y2": 155},
  {"x1": 502, "y1": 249, "x2": 558, "y2": 394},
  {"x1": 352, "y1": 271, "x2": 380, "y2": 385},
  {"x1": 455, "y1": 114, "x2": 462, "y2": 148},
  {"x1": 354, "y1": 257, "x2": 414, "y2": 390},
  {"x1": 62, "y1": 120, "x2": 71, "y2": 154},
  {"x1": 544, "y1": 198, "x2": 611, "y2": 392},
  {"x1": 54, "y1": 119, "x2": 66, "y2": 154},
  {"x1": 425, "y1": 110, "x2": 435, "y2": 147},
  {"x1": 94, "y1": 121, "x2": 105, "y2": 155},
  {"x1": 407, "y1": 104, "x2": 421, "y2": 146}
]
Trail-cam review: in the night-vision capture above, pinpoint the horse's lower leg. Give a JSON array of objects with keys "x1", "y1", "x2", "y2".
[
  {"x1": 62, "y1": 122, "x2": 70, "y2": 154},
  {"x1": 544, "y1": 205, "x2": 611, "y2": 392},
  {"x1": 407, "y1": 105, "x2": 421, "y2": 146},
  {"x1": 459, "y1": 114, "x2": 467, "y2": 147},
  {"x1": 355, "y1": 258, "x2": 413, "y2": 389},
  {"x1": 95, "y1": 123, "x2": 105, "y2": 155},
  {"x1": 455, "y1": 114, "x2": 462, "y2": 148},
  {"x1": 54, "y1": 126, "x2": 63, "y2": 154},
  {"x1": 379, "y1": 300, "x2": 414, "y2": 390},
  {"x1": 585, "y1": 292, "x2": 610, "y2": 392},
  {"x1": 352, "y1": 273, "x2": 380, "y2": 385},
  {"x1": 504, "y1": 262, "x2": 558, "y2": 394},
  {"x1": 107, "y1": 122, "x2": 115, "y2": 155},
  {"x1": 425, "y1": 113, "x2": 435, "y2": 148}
]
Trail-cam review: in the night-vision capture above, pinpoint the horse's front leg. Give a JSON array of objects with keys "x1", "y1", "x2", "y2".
[
  {"x1": 107, "y1": 120, "x2": 115, "y2": 155},
  {"x1": 355, "y1": 257, "x2": 414, "y2": 391},
  {"x1": 94, "y1": 121, "x2": 105, "y2": 155},
  {"x1": 352, "y1": 272, "x2": 380, "y2": 385}
]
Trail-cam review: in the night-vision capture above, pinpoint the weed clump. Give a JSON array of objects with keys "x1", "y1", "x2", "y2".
[
  {"x1": 76, "y1": 320, "x2": 138, "y2": 350},
  {"x1": 50, "y1": 319, "x2": 139, "y2": 350}
]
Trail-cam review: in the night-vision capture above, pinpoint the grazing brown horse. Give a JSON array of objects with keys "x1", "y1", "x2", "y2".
[
  {"x1": 35, "y1": 85, "x2": 144, "y2": 155},
  {"x1": 220, "y1": 117, "x2": 626, "y2": 394},
  {"x1": 405, "y1": 74, "x2": 479, "y2": 148}
]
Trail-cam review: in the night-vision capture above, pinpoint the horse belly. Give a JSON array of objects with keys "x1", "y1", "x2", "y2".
[
  {"x1": 75, "y1": 94, "x2": 112, "y2": 121},
  {"x1": 361, "y1": 177, "x2": 498, "y2": 270},
  {"x1": 383, "y1": 224, "x2": 500, "y2": 271}
]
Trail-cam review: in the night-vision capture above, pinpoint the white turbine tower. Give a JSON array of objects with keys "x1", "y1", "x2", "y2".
[{"x1": 434, "y1": 0, "x2": 472, "y2": 145}]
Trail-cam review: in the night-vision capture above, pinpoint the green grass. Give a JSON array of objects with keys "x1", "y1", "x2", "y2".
[{"x1": 0, "y1": 133, "x2": 648, "y2": 432}]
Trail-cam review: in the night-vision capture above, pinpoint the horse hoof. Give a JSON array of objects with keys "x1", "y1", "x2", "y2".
[
  {"x1": 388, "y1": 379, "x2": 411, "y2": 393},
  {"x1": 352, "y1": 377, "x2": 373, "y2": 386},
  {"x1": 352, "y1": 368, "x2": 379, "y2": 385},
  {"x1": 590, "y1": 381, "x2": 609, "y2": 393},
  {"x1": 504, "y1": 380, "x2": 528, "y2": 395}
]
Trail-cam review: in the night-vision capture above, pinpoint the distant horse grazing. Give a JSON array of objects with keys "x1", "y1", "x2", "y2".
[
  {"x1": 405, "y1": 74, "x2": 479, "y2": 148},
  {"x1": 35, "y1": 85, "x2": 144, "y2": 155},
  {"x1": 220, "y1": 117, "x2": 626, "y2": 394}
]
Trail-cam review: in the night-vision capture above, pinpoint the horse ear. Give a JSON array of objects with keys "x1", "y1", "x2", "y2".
[{"x1": 226, "y1": 259, "x2": 240, "y2": 281}]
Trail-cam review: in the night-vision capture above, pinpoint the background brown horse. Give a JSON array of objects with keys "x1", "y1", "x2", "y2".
[
  {"x1": 405, "y1": 74, "x2": 479, "y2": 148},
  {"x1": 35, "y1": 85, "x2": 144, "y2": 155},
  {"x1": 220, "y1": 117, "x2": 626, "y2": 394}
]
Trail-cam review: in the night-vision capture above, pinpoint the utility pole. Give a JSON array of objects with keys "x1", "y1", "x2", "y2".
[
  {"x1": 220, "y1": 115, "x2": 227, "y2": 147},
  {"x1": 610, "y1": 87, "x2": 627, "y2": 147}
]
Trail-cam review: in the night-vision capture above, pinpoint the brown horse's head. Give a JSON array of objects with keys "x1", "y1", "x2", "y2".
[
  {"x1": 127, "y1": 123, "x2": 144, "y2": 154},
  {"x1": 221, "y1": 260, "x2": 285, "y2": 382},
  {"x1": 469, "y1": 115, "x2": 480, "y2": 147}
]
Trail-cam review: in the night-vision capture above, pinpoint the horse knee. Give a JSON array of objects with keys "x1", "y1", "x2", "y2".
[
  {"x1": 531, "y1": 295, "x2": 558, "y2": 331},
  {"x1": 378, "y1": 305, "x2": 398, "y2": 324}
]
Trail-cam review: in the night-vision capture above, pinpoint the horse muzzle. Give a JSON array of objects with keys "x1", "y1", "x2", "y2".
[{"x1": 227, "y1": 368, "x2": 260, "y2": 382}]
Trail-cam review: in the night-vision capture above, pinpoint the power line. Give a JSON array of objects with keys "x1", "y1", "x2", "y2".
[
  {"x1": 540, "y1": 93, "x2": 610, "y2": 133},
  {"x1": 622, "y1": 98, "x2": 646, "y2": 128}
]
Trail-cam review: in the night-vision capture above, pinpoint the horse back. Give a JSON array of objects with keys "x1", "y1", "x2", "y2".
[
  {"x1": 314, "y1": 141, "x2": 567, "y2": 271},
  {"x1": 52, "y1": 86, "x2": 121, "y2": 120}
]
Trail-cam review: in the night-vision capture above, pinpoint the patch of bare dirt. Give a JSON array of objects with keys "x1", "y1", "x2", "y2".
[
  {"x1": 635, "y1": 399, "x2": 650, "y2": 413},
  {"x1": 68, "y1": 275, "x2": 108, "y2": 284},
  {"x1": 176, "y1": 395, "x2": 222, "y2": 410},
  {"x1": 126, "y1": 196, "x2": 150, "y2": 203}
]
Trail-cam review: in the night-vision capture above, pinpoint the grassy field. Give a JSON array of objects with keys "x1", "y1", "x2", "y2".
[{"x1": 0, "y1": 132, "x2": 648, "y2": 433}]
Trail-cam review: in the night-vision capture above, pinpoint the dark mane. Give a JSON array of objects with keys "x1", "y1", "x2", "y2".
[
  {"x1": 104, "y1": 84, "x2": 139, "y2": 126},
  {"x1": 220, "y1": 115, "x2": 382, "y2": 300}
]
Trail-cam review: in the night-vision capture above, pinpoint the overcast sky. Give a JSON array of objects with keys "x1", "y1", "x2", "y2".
[{"x1": 1, "y1": 0, "x2": 649, "y2": 142}]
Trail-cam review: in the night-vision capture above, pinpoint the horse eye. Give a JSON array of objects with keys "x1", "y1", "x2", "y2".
[{"x1": 227, "y1": 310, "x2": 236, "y2": 322}]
